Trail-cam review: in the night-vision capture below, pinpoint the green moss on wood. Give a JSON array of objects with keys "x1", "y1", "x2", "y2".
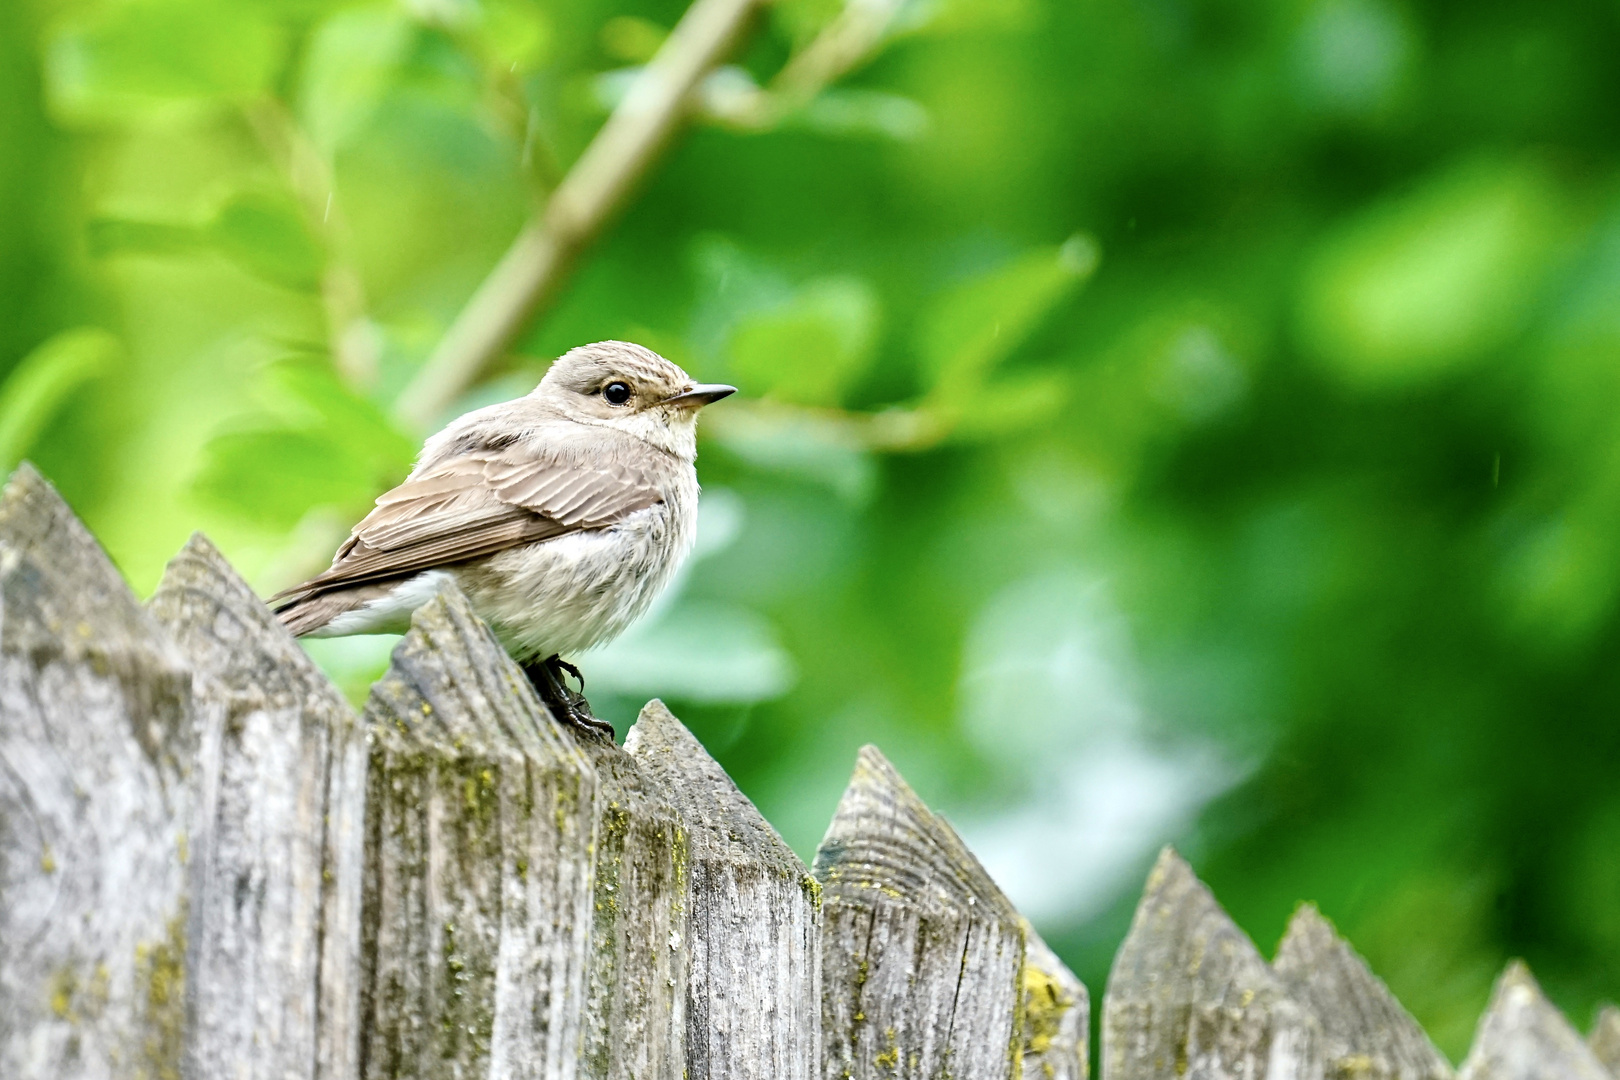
[{"x1": 136, "y1": 908, "x2": 187, "y2": 1080}]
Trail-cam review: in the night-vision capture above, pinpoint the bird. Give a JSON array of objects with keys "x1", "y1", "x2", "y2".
[{"x1": 269, "y1": 340, "x2": 735, "y2": 737}]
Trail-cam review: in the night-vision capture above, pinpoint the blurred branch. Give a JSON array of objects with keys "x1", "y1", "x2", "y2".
[
  {"x1": 394, "y1": 0, "x2": 762, "y2": 431},
  {"x1": 705, "y1": 234, "x2": 1102, "y2": 455},
  {"x1": 704, "y1": 0, "x2": 907, "y2": 130},
  {"x1": 704, "y1": 397, "x2": 953, "y2": 454}
]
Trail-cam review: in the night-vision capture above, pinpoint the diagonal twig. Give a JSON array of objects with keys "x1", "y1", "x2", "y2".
[
  {"x1": 708, "y1": 0, "x2": 906, "y2": 130},
  {"x1": 393, "y1": 0, "x2": 761, "y2": 430}
]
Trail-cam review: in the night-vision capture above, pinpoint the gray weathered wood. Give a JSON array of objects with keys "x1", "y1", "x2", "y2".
[
  {"x1": 0, "y1": 463, "x2": 194, "y2": 1079},
  {"x1": 1020, "y1": 922, "x2": 1090, "y2": 1080},
  {"x1": 1104, "y1": 846, "x2": 1323, "y2": 1080},
  {"x1": 1590, "y1": 1004, "x2": 1620, "y2": 1075},
  {"x1": 1274, "y1": 903, "x2": 1452, "y2": 1080},
  {"x1": 573, "y1": 713, "x2": 689, "y2": 1080},
  {"x1": 812, "y1": 744, "x2": 1031, "y2": 1080},
  {"x1": 360, "y1": 584, "x2": 599, "y2": 1079},
  {"x1": 624, "y1": 699, "x2": 820, "y2": 1080},
  {"x1": 1457, "y1": 962, "x2": 1610, "y2": 1080},
  {"x1": 148, "y1": 533, "x2": 365, "y2": 1080}
]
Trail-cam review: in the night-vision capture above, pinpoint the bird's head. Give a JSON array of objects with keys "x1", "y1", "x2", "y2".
[{"x1": 534, "y1": 341, "x2": 735, "y2": 459}]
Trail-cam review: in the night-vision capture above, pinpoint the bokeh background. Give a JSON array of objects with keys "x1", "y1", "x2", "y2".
[{"x1": 6, "y1": 0, "x2": 1620, "y2": 1058}]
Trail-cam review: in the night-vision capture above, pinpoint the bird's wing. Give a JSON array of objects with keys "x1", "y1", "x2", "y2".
[{"x1": 269, "y1": 445, "x2": 663, "y2": 606}]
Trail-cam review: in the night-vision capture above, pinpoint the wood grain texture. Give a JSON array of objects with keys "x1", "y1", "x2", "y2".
[
  {"x1": 148, "y1": 533, "x2": 366, "y2": 1080},
  {"x1": 812, "y1": 744, "x2": 1028, "y2": 1080},
  {"x1": 1457, "y1": 963, "x2": 1610, "y2": 1080},
  {"x1": 1103, "y1": 846, "x2": 1323, "y2": 1080},
  {"x1": 1021, "y1": 923, "x2": 1089, "y2": 1080},
  {"x1": 1274, "y1": 904, "x2": 1452, "y2": 1080},
  {"x1": 1590, "y1": 1004, "x2": 1620, "y2": 1076},
  {"x1": 624, "y1": 699, "x2": 819, "y2": 1080},
  {"x1": 573, "y1": 722, "x2": 689, "y2": 1080},
  {"x1": 360, "y1": 583, "x2": 599, "y2": 1080},
  {"x1": 0, "y1": 463, "x2": 194, "y2": 1079}
]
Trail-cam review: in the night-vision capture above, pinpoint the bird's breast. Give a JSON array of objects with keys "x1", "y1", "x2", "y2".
[{"x1": 455, "y1": 470, "x2": 699, "y2": 660}]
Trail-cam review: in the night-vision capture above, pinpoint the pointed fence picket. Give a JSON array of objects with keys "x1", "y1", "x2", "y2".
[
  {"x1": 1592, "y1": 1005, "x2": 1620, "y2": 1073},
  {"x1": 0, "y1": 461, "x2": 1617, "y2": 1080}
]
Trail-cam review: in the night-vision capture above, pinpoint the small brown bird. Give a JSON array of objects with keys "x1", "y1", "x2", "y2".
[{"x1": 270, "y1": 340, "x2": 735, "y2": 735}]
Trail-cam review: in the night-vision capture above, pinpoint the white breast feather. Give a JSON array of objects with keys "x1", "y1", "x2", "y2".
[{"x1": 456, "y1": 472, "x2": 698, "y2": 661}]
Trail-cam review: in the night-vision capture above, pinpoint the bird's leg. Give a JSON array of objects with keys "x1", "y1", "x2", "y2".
[{"x1": 522, "y1": 654, "x2": 614, "y2": 739}]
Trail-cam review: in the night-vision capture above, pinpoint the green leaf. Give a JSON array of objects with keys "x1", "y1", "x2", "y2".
[
  {"x1": 599, "y1": 15, "x2": 665, "y2": 64},
  {"x1": 771, "y1": 0, "x2": 844, "y2": 49},
  {"x1": 299, "y1": 5, "x2": 416, "y2": 154},
  {"x1": 728, "y1": 276, "x2": 880, "y2": 407},
  {"x1": 266, "y1": 357, "x2": 417, "y2": 470},
  {"x1": 194, "y1": 357, "x2": 416, "y2": 529},
  {"x1": 917, "y1": 235, "x2": 1099, "y2": 402},
  {"x1": 949, "y1": 371, "x2": 1069, "y2": 441},
  {"x1": 195, "y1": 428, "x2": 377, "y2": 528},
  {"x1": 582, "y1": 601, "x2": 796, "y2": 704},
  {"x1": 1298, "y1": 158, "x2": 1570, "y2": 389},
  {"x1": 208, "y1": 191, "x2": 325, "y2": 292},
  {"x1": 708, "y1": 406, "x2": 876, "y2": 504},
  {"x1": 45, "y1": 0, "x2": 284, "y2": 124},
  {"x1": 86, "y1": 217, "x2": 207, "y2": 258},
  {"x1": 480, "y1": 0, "x2": 552, "y2": 72},
  {"x1": 0, "y1": 328, "x2": 118, "y2": 470}
]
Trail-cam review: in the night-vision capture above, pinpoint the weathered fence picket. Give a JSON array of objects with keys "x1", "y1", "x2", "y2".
[
  {"x1": 1457, "y1": 963, "x2": 1611, "y2": 1080},
  {"x1": 3, "y1": 461, "x2": 1619, "y2": 1080},
  {"x1": 1272, "y1": 904, "x2": 1451, "y2": 1080},
  {"x1": 150, "y1": 534, "x2": 366, "y2": 1080},
  {"x1": 360, "y1": 584, "x2": 602, "y2": 1079},
  {"x1": 1105, "y1": 847, "x2": 1324, "y2": 1080},
  {"x1": 1020, "y1": 929, "x2": 1089, "y2": 1080},
  {"x1": 0, "y1": 465, "x2": 193, "y2": 1080},
  {"x1": 1591, "y1": 1004, "x2": 1620, "y2": 1073},
  {"x1": 812, "y1": 745, "x2": 1086, "y2": 1080},
  {"x1": 624, "y1": 699, "x2": 820, "y2": 1079}
]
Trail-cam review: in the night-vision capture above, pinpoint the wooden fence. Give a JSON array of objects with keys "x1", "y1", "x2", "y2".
[{"x1": 0, "y1": 461, "x2": 1615, "y2": 1080}]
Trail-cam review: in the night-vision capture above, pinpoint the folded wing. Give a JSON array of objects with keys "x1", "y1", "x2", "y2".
[{"x1": 269, "y1": 444, "x2": 663, "y2": 610}]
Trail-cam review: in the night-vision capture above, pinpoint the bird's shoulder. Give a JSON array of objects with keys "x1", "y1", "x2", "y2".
[{"x1": 366, "y1": 403, "x2": 683, "y2": 543}]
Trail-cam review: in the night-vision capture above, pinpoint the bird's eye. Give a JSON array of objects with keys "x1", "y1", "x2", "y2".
[{"x1": 602, "y1": 381, "x2": 632, "y2": 406}]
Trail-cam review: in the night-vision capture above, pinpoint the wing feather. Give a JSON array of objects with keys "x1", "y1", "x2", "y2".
[{"x1": 269, "y1": 441, "x2": 665, "y2": 609}]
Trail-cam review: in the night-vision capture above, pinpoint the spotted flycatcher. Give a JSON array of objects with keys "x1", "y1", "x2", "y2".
[{"x1": 270, "y1": 340, "x2": 735, "y2": 736}]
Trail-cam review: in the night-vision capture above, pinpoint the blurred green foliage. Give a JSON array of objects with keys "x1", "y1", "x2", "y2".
[{"x1": 6, "y1": 0, "x2": 1620, "y2": 1058}]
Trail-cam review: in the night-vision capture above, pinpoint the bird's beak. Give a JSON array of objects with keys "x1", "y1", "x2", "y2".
[{"x1": 662, "y1": 383, "x2": 737, "y2": 409}]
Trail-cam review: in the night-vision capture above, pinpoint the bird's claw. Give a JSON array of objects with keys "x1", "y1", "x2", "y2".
[
  {"x1": 523, "y1": 656, "x2": 614, "y2": 740},
  {"x1": 555, "y1": 681, "x2": 615, "y2": 740},
  {"x1": 552, "y1": 657, "x2": 585, "y2": 691}
]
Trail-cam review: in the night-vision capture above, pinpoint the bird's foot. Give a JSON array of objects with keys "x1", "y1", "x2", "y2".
[{"x1": 523, "y1": 655, "x2": 614, "y2": 740}]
